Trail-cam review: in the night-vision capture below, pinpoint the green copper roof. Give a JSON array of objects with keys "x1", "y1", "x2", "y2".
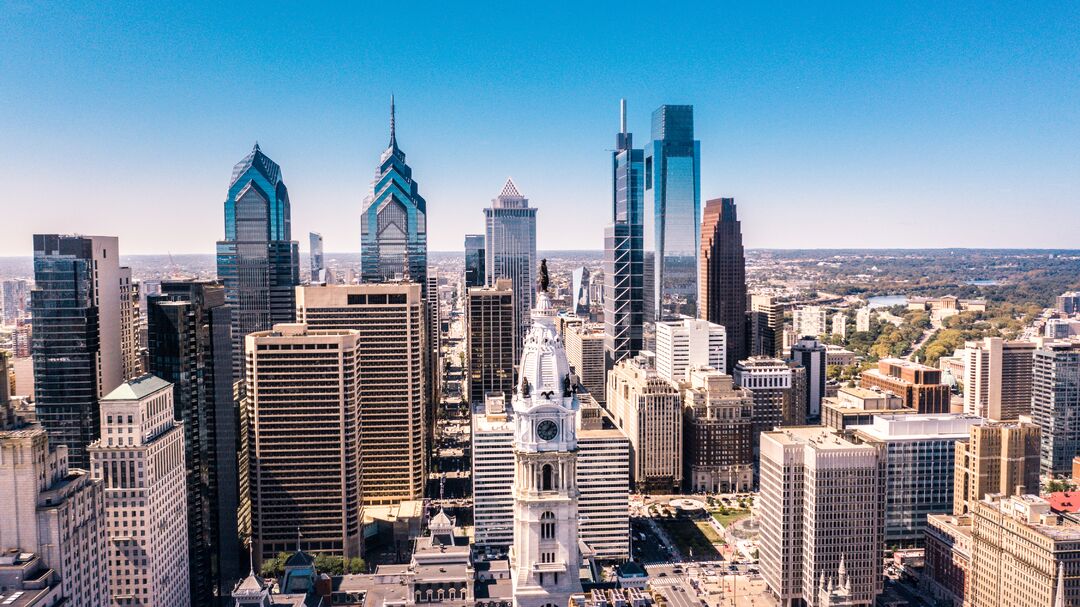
[{"x1": 101, "y1": 374, "x2": 172, "y2": 401}]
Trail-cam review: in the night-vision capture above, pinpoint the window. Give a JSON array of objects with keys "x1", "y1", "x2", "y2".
[
  {"x1": 540, "y1": 511, "x2": 555, "y2": 540},
  {"x1": 542, "y1": 464, "x2": 554, "y2": 491}
]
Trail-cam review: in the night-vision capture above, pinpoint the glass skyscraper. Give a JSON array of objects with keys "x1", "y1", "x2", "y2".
[
  {"x1": 604, "y1": 100, "x2": 646, "y2": 366},
  {"x1": 464, "y1": 234, "x2": 486, "y2": 289},
  {"x1": 215, "y1": 143, "x2": 300, "y2": 373},
  {"x1": 484, "y1": 178, "x2": 536, "y2": 357},
  {"x1": 360, "y1": 97, "x2": 428, "y2": 290},
  {"x1": 644, "y1": 104, "x2": 701, "y2": 320}
]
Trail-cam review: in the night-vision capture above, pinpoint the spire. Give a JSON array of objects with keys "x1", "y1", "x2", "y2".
[
  {"x1": 837, "y1": 554, "x2": 847, "y2": 589},
  {"x1": 389, "y1": 94, "x2": 397, "y2": 148},
  {"x1": 1055, "y1": 561, "x2": 1066, "y2": 607},
  {"x1": 253, "y1": 141, "x2": 260, "y2": 152},
  {"x1": 620, "y1": 98, "x2": 627, "y2": 134}
]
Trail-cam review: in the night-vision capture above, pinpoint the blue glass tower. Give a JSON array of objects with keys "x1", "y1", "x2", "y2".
[
  {"x1": 644, "y1": 104, "x2": 701, "y2": 320},
  {"x1": 216, "y1": 143, "x2": 300, "y2": 373},
  {"x1": 361, "y1": 97, "x2": 428, "y2": 290},
  {"x1": 464, "y1": 234, "x2": 485, "y2": 289},
  {"x1": 604, "y1": 100, "x2": 646, "y2": 365}
]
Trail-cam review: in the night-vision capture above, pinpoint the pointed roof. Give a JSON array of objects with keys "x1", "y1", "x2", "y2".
[
  {"x1": 102, "y1": 374, "x2": 171, "y2": 401},
  {"x1": 1055, "y1": 561, "x2": 1065, "y2": 607},
  {"x1": 389, "y1": 94, "x2": 397, "y2": 149},
  {"x1": 234, "y1": 570, "x2": 267, "y2": 594},
  {"x1": 230, "y1": 142, "x2": 282, "y2": 189},
  {"x1": 499, "y1": 177, "x2": 522, "y2": 198}
]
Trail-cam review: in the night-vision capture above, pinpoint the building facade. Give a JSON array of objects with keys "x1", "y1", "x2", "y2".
[
  {"x1": 89, "y1": 375, "x2": 190, "y2": 607},
  {"x1": 1030, "y1": 339, "x2": 1080, "y2": 476},
  {"x1": 607, "y1": 355, "x2": 682, "y2": 492},
  {"x1": 860, "y1": 359, "x2": 952, "y2": 414},
  {"x1": 793, "y1": 306, "x2": 829, "y2": 339},
  {"x1": 564, "y1": 324, "x2": 606, "y2": 405},
  {"x1": 464, "y1": 234, "x2": 486, "y2": 289},
  {"x1": 697, "y1": 197, "x2": 745, "y2": 372},
  {"x1": 215, "y1": 143, "x2": 300, "y2": 375},
  {"x1": 472, "y1": 394, "x2": 517, "y2": 547},
  {"x1": 682, "y1": 368, "x2": 754, "y2": 493},
  {"x1": 484, "y1": 178, "x2": 537, "y2": 357},
  {"x1": 791, "y1": 338, "x2": 827, "y2": 421},
  {"x1": 309, "y1": 232, "x2": 325, "y2": 284},
  {"x1": 953, "y1": 421, "x2": 1041, "y2": 515},
  {"x1": 654, "y1": 318, "x2": 726, "y2": 384},
  {"x1": 466, "y1": 279, "x2": 516, "y2": 405},
  {"x1": 962, "y1": 337, "x2": 1035, "y2": 421},
  {"x1": 749, "y1": 294, "x2": 784, "y2": 358},
  {"x1": 733, "y1": 357, "x2": 804, "y2": 453}
]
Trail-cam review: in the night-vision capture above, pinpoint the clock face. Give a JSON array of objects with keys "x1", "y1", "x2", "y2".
[{"x1": 536, "y1": 420, "x2": 559, "y2": 441}]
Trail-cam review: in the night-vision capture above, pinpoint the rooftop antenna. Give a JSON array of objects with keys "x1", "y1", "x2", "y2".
[
  {"x1": 620, "y1": 98, "x2": 627, "y2": 134},
  {"x1": 389, "y1": 94, "x2": 397, "y2": 147}
]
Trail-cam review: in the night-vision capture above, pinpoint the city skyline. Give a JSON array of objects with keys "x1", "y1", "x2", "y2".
[{"x1": 3, "y1": 3, "x2": 1079, "y2": 256}]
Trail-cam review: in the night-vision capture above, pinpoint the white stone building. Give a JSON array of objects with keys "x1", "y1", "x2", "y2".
[{"x1": 654, "y1": 318, "x2": 726, "y2": 384}]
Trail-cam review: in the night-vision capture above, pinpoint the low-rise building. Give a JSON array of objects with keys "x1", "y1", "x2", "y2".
[
  {"x1": 821, "y1": 386, "x2": 914, "y2": 431},
  {"x1": 860, "y1": 358, "x2": 951, "y2": 414}
]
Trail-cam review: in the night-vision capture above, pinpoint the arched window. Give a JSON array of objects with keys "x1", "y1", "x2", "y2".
[
  {"x1": 541, "y1": 464, "x2": 554, "y2": 491},
  {"x1": 540, "y1": 511, "x2": 555, "y2": 540}
]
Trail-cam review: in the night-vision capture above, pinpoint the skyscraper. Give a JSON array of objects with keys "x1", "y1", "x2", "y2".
[
  {"x1": 790, "y1": 337, "x2": 827, "y2": 421},
  {"x1": 31, "y1": 234, "x2": 124, "y2": 469},
  {"x1": 1, "y1": 278, "x2": 29, "y2": 325},
  {"x1": 571, "y1": 266, "x2": 591, "y2": 316},
  {"x1": 698, "y1": 197, "x2": 746, "y2": 372},
  {"x1": 89, "y1": 375, "x2": 190, "y2": 607},
  {"x1": 146, "y1": 280, "x2": 239, "y2": 602},
  {"x1": 295, "y1": 284, "x2": 426, "y2": 504},
  {"x1": 466, "y1": 280, "x2": 516, "y2": 405},
  {"x1": 793, "y1": 305, "x2": 829, "y2": 338},
  {"x1": 953, "y1": 421, "x2": 1041, "y2": 515},
  {"x1": 607, "y1": 355, "x2": 683, "y2": 493},
  {"x1": 484, "y1": 178, "x2": 536, "y2": 354},
  {"x1": 309, "y1": 231, "x2": 325, "y2": 284},
  {"x1": 749, "y1": 294, "x2": 784, "y2": 358},
  {"x1": 1030, "y1": 339, "x2": 1080, "y2": 476},
  {"x1": 215, "y1": 143, "x2": 300, "y2": 374},
  {"x1": 244, "y1": 323, "x2": 364, "y2": 564},
  {"x1": 604, "y1": 99, "x2": 646, "y2": 368},
  {"x1": 654, "y1": 318, "x2": 727, "y2": 384},
  {"x1": 682, "y1": 368, "x2": 754, "y2": 493},
  {"x1": 360, "y1": 97, "x2": 427, "y2": 288},
  {"x1": 962, "y1": 337, "x2": 1035, "y2": 421},
  {"x1": 564, "y1": 323, "x2": 606, "y2": 404},
  {"x1": 464, "y1": 234, "x2": 486, "y2": 289},
  {"x1": 644, "y1": 104, "x2": 700, "y2": 320}
]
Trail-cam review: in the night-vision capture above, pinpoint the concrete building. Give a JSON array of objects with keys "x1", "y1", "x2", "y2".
[
  {"x1": 821, "y1": 386, "x2": 913, "y2": 431},
  {"x1": 733, "y1": 357, "x2": 805, "y2": 451},
  {"x1": 962, "y1": 337, "x2": 1035, "y2": 421},
  {"x1": 465, "y1": 279, "x2": 516, "y2": 405},
  {"x1": 749, "y1": 294, "x2": 784, "y2": 358},
  {"x1": 852, "y1": 414, "x2": 983, "y2": 545},
  {"x1": 855, "y1": 307, "x2": 871, "y2": 333},
  {"x1": 654, "y1": 318, "x2": 726, "y2": 384},
  {"x1": 295, "y1": 284, "x2": 426, "y2": 504},
  {"x1": 1030, "y1": 339, "x2": 1080, "y2": 476},
  {"x1": 244, "y1": 323, "x2": 364, "y2": 564},
  {"x1": 790, "y1": 338, "x2": 827, "y2": 420},
  {"x1": 564, "y1": 324, "x2": 606, "y2": 405},
  {"x1": 824, "y1": 345, "x2": 856, "y2": 367},
  {"x1": 793, "y1": 306, "x2": 828, "y2": 339},
  {"x1": 607, "y1": 354, "x2": 682, "y2": 493},
  {"x1": 831, "y1": 312, "x2": 847, "y2": 340},
  {"x1": 969, "y1": 494, "x2": 1077, "y2": 607},
  {"x1": 89, "y1": 375, "x2": 190, "y2": 607},
  {"x1": 759, "y1": 427, "x2": 884, "y2": 607},
  {"x1": 472, "y1": 394, "x2": 516, "y2": 547},
  {"x1": 860, "y1": 358, "x2": 951, "y2": 414},
  {"x1": 0, "y1": 400, "x2": 109, "y2": 607},
  {"x1": 922, "y1": 513, "x2": 973, "y2": 607},
  {"x1": 682, "y1": 368, "x2": 754, "y2": 493},
  {"x1": 1055, "y1": 291, "x2": 1080, "y2": 315},
  {"x1": 953, "y1": 421, "x2": 1041, "y2": 515}
]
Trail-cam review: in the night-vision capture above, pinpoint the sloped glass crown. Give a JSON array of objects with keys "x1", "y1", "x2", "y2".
[{"x1": 224, "y1": 143, "x2": 291, "y2": 242}]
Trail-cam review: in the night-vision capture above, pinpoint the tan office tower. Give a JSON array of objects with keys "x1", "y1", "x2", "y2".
[
  {"x1": 607, "y1": 354, "x2": 682, "y2": 493},
  {"x1": 0, "y1": 401, "x2": 109, "y2": 607},
  {"x1": 565, "y1": 323, "x2": 607, "y2": 403},
  {"x1": 89, "y1": 375, "x2": 189, "y2": 607},
  {"x1": 759, "y1": 427, "x2": 884, "y2": 607},
  {"x1": 969, "y1": 494, "x2": 1077, "y2": 607},
  {"x1": 682, "y1": 368, "x2": 754, "y2": 493},
  {"x1": 119, "y1": 266, "x2": 143, "y2": 379},
  {"x1": 962, "y1": 337, "x2": 1035, "y2": 421},
  {"x1": 244, "y1": 323, "x2": 364, "y2": 563},
  {"x1": 465, "y1": 279, "x2": 516, "y2": 405},
  {"x1": 953, "y1": 422, "x2": 1040, "y2": 515},
  {"x1": 295, "y1": 284, "x2": 425, "y2": 505}
]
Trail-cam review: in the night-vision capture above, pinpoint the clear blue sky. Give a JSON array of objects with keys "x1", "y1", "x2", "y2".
[{"x1": 2, "y1": 2, "x2": 1078, "y2": 255}]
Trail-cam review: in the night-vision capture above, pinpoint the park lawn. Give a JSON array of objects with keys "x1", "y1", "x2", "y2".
[{"x1": 711, "y1": 509, "x2": 751, "y2": 528}]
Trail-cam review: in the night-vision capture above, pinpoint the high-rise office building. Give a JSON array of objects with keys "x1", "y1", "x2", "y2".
[
  {"x1": 466, "y1": 279, "x2": 516, "y2": 405},
  {"x1": 698, "y1": 197, "x2": 745, "y2": 371},
  {"x1": 604, "y1": 100, "x2": 646, "y2": 368},
  {"x1": 682, "y1": 368, "x2": 754, "y2": 493},
  {"x1": 119, "y1": 266, "x2": 143, "y2": 380},
  {"x1": 734, "y1": 357, "x2": 805, "y2": 452},
  {"x1": 793, "y1": 306, "x2": 829, "y2": 338},
  {"x1": 309, "y1": 231, "x2": 325, "y2": 284},
  {"x1": 31, "y1": 234, "x2": 124, "y2": 469},
  {"x1": 571, "y1": 266, "x2": 591, "y2": 316},
  {"x1": 295, "y1": 284, "x2": 425, "y2": 504},
  {"x1": 790, "y1": 337, "x2": 827, "y2": 421},
  {"x1": 215, "y1": 143, "x2": 300, "y2": 374},
  {"x1": 1, "y1": 400, "x2": 110, "y2": 607},
  {"x1": 1030, "y1": 339, "x2": 1080, "y2": 476},
  {"x1": 953, "y1": 421, "x2": 1041, "y2": 515},
  {"x1": 856, "y1": 307, "x2": 872, "y2": 333},
  {"x1": 759, "y1": 427, "x2": 884, "y2": 607},
  {"x1": 244, "y1": 323, "x2": 363, "y2": 564},
  {"x1": 464, "y1": 234, "x2": 486, "y2": 289},
  {"x1": 1, "y1": 279, "x2": 30, "y2": 325},
  {"x1": 860, "y1": 358, "x2": 952, "y2": 414},
  {"x1": 146, "y1": 280, "x2": 239, "y2": 602},
  {"x1": 564, "y1": 323, "x2": 606, "y2": 404},
  {"x1": 1056, "y1": 291, "x2": 1080, "y2": 315},
  {"x1": 360, "y1": 98, "x2": 427, "y2": 288},
  {"x1": 607, "y1": 354, "x2": 682, "y2": 493},
  {"x1": 654, "y1": 318, "x2": 726, "y2": 384},
  {"x1": 644, "y1": 105, "x2": 700, "y2": 320},
  {"x1": 853, "y1": 414, "x2": 982, "y2": 545},
  {"x1": 831, "y1": 312, "x2": 847, "y2": 339},
  {"x1": 749, "y1": 294, "x2": 784, "y2": 358},
  {"x1": 89, "y1": 375, "x2": 189, "y2": 607},
  {"x1": 962, "y1": 337, "x2": 1035, "y2": 421},
  {"x1": 471, "y1": 394, "x2": 516, "y2": 547},
  {"x1": 484, "y1": 178, "x2": 536, "y2": 356}
]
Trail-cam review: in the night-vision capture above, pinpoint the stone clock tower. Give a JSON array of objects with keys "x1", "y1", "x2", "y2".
[{"x1": 510, "y1": 281, "x2": 582, "y2": 607}]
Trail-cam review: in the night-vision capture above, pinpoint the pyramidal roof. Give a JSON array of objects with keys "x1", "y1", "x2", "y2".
[
  {"x1": 102, "y1": 374, "x2": 172, "y2": 401},
  {"x1": 230, "y1": 142, "x2": 282, "y2": 188},
  {"x1": 499, "y1": 177, "x2": 522, "y2": 198}
]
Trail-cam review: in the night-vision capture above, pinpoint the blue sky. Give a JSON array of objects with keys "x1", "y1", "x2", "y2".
[{"x1": 1, "y1": 2, "x2": 1078, "y2": 255}]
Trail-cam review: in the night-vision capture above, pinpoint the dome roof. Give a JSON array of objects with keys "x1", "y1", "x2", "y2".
[{"x1": 517, "y1": 300, "x2": 571, "y2": 398}]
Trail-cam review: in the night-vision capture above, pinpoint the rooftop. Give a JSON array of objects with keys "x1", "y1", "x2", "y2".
[{"x1": 101, "y1": 374, "x2": 171, "y2": 401}]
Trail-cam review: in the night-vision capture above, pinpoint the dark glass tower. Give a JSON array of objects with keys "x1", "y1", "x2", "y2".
[
  {"x1": 146, "y1": 281, "x2": 238, "y2": 603},
  {"x1": 361, "y1": 97, "x2": 428, "y2": 289},
  {"x1": 464, "y1": 234, "x2": 486, "y2": 289},
  {"x1": 644, "y1": 105, "x2": 701, "y2": 320},
  {"x1": 604, "y1": 100, "x2": 646, "y2": 367},
  {"x1": 699, "y1": 198, "x2": 747, "y2": 373},
  {"x1": 215, "y1": 143, "x2": 300, "y2": 373},
  {"x1": 31, "y1": 234, "x2": 124, "y2": 469}
]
